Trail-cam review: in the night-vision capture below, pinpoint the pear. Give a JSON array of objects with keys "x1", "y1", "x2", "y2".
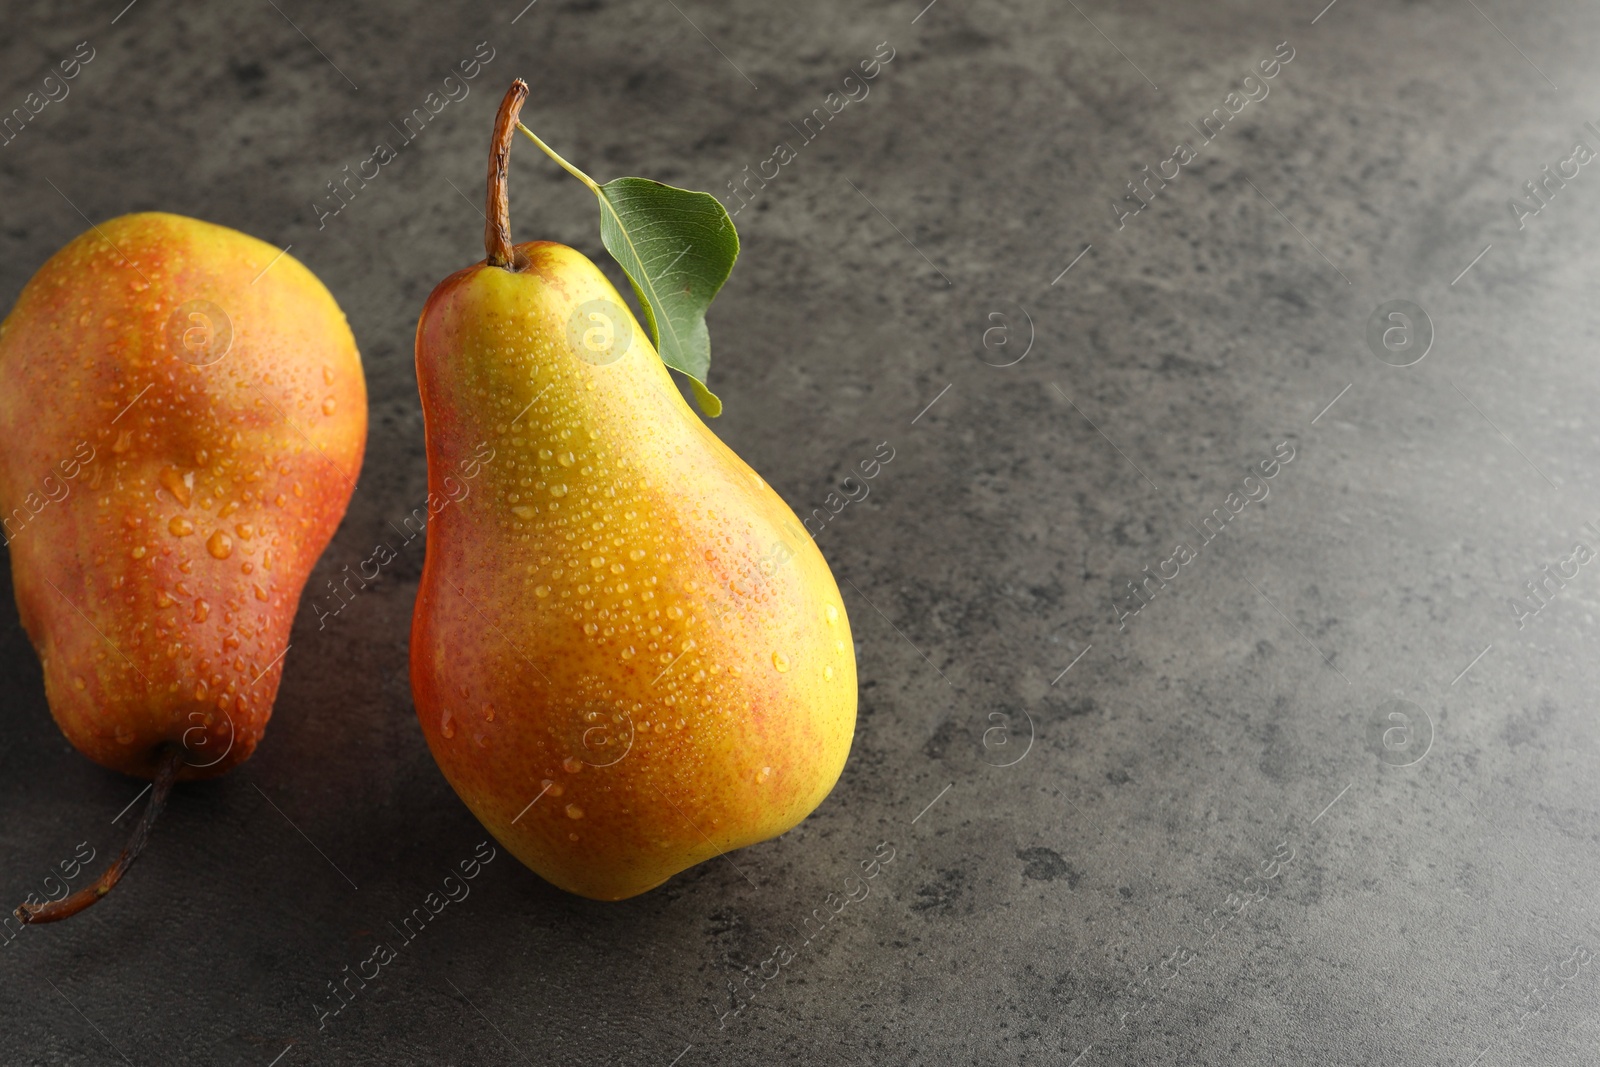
[
  {"x1": 411, "y1": 82, "x2": 856, "y2": 900},
  {"x1": 0, "y1": 213, "x2": 366, "y2": 921}
]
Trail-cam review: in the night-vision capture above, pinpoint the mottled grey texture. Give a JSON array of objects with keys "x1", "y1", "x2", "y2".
[{"x1": 3, "y1": 0, "x2": 1599, "y2": 1064}]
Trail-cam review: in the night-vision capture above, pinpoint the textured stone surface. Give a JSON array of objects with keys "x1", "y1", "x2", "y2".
[{"x1": 3, "y1": 0, "x2": 1600, "y2": 1064}]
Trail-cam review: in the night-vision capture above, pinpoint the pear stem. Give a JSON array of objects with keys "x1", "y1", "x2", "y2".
[
  {"x1": 15, "y1": 746, "x2": 184, "y2": 924},
  {"x1": 515, "y1": 122, "x2": 602, "y2": 196},
  {"x1": 485, "y1": 79, "x2": 530, "y2": 269}
]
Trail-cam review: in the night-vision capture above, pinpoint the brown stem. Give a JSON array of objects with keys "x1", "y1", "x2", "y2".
[
  {"x1": 16, "y1": 746, "x2": 184, "y2": 924},
  {"x1": 485, "y1": 78, "x2": 529, "y2": 270}
]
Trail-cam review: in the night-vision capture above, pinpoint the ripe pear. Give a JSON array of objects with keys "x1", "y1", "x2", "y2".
[
  {"x1": 411, "y1": 82, "x2": 856, "y2": 900},
  {"x1": 0, "y1": 212, "x2": 366, "y2": 920}
]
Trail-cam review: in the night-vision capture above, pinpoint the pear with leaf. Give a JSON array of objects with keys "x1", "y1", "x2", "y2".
[{"x1": 410, "y1": 81, "x2": 857, "y2": 900}]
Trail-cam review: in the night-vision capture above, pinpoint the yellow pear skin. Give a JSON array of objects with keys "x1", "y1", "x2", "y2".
[{"x1": 411, "y1": 87, "x2": 856, "y2": 901}]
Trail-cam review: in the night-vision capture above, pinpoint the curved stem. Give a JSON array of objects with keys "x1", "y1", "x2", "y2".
[
  {"x1": 485, "y1": 79, "x2": 530, "y2": 269},
  {"x1": 16, "y1": 746, "x2": 184, "y2": 924},
  {"x1": 515, "y1": 122, "x2": 602, "y2": 196}
]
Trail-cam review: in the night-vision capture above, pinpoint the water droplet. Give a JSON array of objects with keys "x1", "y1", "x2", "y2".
[
  {"x1": 542, "y1": 778, "x2": 564, "y2": 798},
  {"x1": 322, "y1": 397, "x2": 337, "y2": 416},
  {"x1": 482, "y1": 703, "x2": 495, "y2": 721},
  {"x1": 566, "y1": 803, "x2": 584, "y2": 819},
  {"x1": 569, "y1": 832, "x2": 580, "y2": 841},
  {"x1": 131, "y1": 545, "x2": 147, "y2": 560},
  {"x1": 584, "y1": 622, "x2": 598, "y2": 636},
  {"x1": 322, "y1": 364, "x2": 336, "y2": 385},
  {"x1": 513, "y1": 505, "x2": 535, "y2": 520},
  {"x1": 826, "y1": 604, "x2": 839, "y2": 625},
  {"x1": 558, "y1": 452, "x2": 575, "y2": 467},
  {"x1": 773, "y1": 652, "x2": 790, "y2": 673},
  {"x1": 155, "y1": 590, "x2": 174, "y2": 608},
  {"x1": 590, "y1": 556, "x2": 606, "y2": 569},
  {"x1": 550, "y1": 484, "x2": 568, "y2": 497},
  {"x1": 193, "y1": 599, "x2": 210, "y2": 622},
  {"x1": 235, "y1": 523, "x2": 254, "y2": 541},
  {"x1": 562, "y1": 756, "x2": 583, "y2": 774},
  {"x1": 207, "y1": 530, "x2": 233, "y2": 559},
  {"x1": 440, "y1": 709, "x2": 455, "y2": 738},
  {"x1": 610, "y1": 562, "x2": 624, "y2": 574},
  {"x1": 824, "y1": 665, "x2": 834, "y2": 680},
  {"x1": 629, "y1": 548, "x2": 645, "y2": 561},
  {"x1": 534, "y1": 585, "x2": 551, "y2": 598},
  {"x1": 757, "y1": 767, "x2": 771, "y2": 783},
  {"x1": 169, "y1": 516, "x2": 195, "y2": 537},
  {"x1": 621, "y1": 646, "x2": 635, "y2": 659},
  {"x1": 253, "y1": 583, "x2": 269, "y2": 601},
  {"x1": 159, "y1": 467, "x2": 192, "y2": 507},
  {"x1": 73, "y1": 676, "x2": 86, "y2": 691}
]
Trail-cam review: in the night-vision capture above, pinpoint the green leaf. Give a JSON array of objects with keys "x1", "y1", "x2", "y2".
[{"x1": 595, "y1": 177, "x2": 738, "y2": 418}]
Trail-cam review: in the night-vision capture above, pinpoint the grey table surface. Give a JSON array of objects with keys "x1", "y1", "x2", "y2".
[{"x1": 3, "y1": 0, "x2": 1599, "y2": 1064}]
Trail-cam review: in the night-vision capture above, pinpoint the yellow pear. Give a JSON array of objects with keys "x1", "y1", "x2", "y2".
[
  {"x1": 0, "y1": 212, "x2": 366, "y2": 921},
  {"x1": 411, "y1": 82, "x2": 856, "y2": 900}
]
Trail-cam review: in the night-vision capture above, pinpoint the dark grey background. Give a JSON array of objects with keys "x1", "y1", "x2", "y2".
[{"x1": 3, "y1": 0, "x2": 1599, "y2": 1063}]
